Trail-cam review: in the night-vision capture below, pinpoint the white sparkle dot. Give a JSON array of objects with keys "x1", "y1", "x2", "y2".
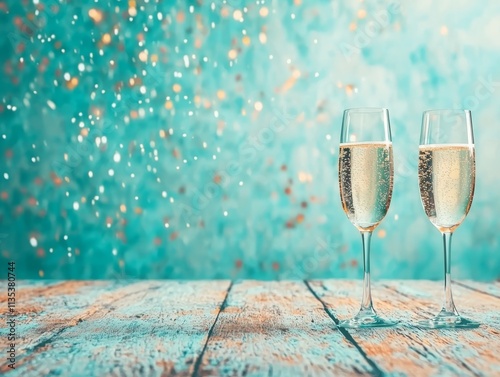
[
  {"x1": 63, "y1": 72, "x2": 71, "y2": 81},
  {"x1": 3, "y1": 173, "x2": 8, "y2": 180},
  {"x1": 78, "y1": 63, "x2": 85, "y2": 72},
  {"x1": 113, "y1": 152, "x2": 121, "y2": 163},
  {"x1": 30, "y1": 237, "x2": 38, "y2": 247},
  {"x1": 112, "y1": 248, "x2": 118, "y2": 256},
  {"x1": 73, "y1": 202, "x2": 80, "y2": 210},
  {"x1": 47, "y1": 100, "x2": 56, "y2": 110},
  {"x1": 223, "y1": 211, "x2": 228, "y2": 216},
  {"x1": 108, "y1": 169, "x2": 115, "y2": 176}
]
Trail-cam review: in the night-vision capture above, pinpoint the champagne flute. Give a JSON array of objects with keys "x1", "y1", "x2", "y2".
[
  {"x1": 338, "y1": 108, "x2": 397, "y2": 328},
  {"x1": 417, "y1": 109, "x2": 479, "y2": 328}
]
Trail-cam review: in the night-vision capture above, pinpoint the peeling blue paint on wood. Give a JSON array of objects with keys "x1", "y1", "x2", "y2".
[
  {"x1": 308, "y1": 279, "x2": 500, "y2": 376},
  {"x1": 1, "y1": 280, "x2": 499, "y2": 376}
]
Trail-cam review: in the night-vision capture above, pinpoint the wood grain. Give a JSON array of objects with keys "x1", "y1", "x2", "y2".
[
  {"x1": 1, "y1": 280, "x2": 231, "y2": 377},
  {"x1": 1, "y1": 280, "x2": 119, "y2": 354},
  {"x1": 2, "y1": 280, "x2": 499, "y2": 377},
  {"x1": 308, "y1": 279, "x2": 500, "y2": 377},
  {"x1": 456, "y1": 280, "x2": 500, "y2": 298},
  {"x1": 197, "y1": 280, "x2": 378, "y2": 377}
]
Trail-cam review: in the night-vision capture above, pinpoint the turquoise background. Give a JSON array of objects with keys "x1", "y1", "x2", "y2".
[{"x1": 0, "y1": 0, "x2": 499, "y2": 280}]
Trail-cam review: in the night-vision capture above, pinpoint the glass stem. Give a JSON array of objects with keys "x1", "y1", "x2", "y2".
[
  {"x1": 360, "y1": 231, "x2": 374, "y2": 311},
  {"x1": 442, "y1": 231, "x2": 457, "y2": 314}
]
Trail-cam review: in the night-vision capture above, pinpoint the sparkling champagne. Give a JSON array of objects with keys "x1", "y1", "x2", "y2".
[
  {"x1": 338, "y1": 142, "x2": 393, "y2": 231},
  {"x1": 418, "y1": 144, "x2": 475, "y2": 232}
]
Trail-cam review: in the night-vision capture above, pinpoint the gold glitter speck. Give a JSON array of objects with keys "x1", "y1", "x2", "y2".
[
  {"x1": 345, "y1": 84, "x2": 356, "y2": 95},
  {"x1": 88, "y1": 8, "x2": 103, "y2": 23},
  {"x1": 357, "y1": 9, "x2": 367, "y2": 19},
  {"x1": 233, "y1": 10, "x2": 243, "y2": 21},
  {"x1": 66, "y1": 77, "x2": 79, "y2": 90},
  {"x1": 228, "y1": 49, "x2": 238, "y2": 59},
  {"x1": 102, "y1": 33, "x2": 111, "y2": 45},
  {"x1": 221, "y1": 7, "x2": 229, "y2": 18},
  {"x1": 138, "y1": 50, "x2": 148, "y2": 62},
  {"x1": 217, "y1": 90, "x2": 226, "y2": 100}
]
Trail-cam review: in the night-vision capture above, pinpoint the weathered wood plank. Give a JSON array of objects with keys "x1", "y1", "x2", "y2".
[
  {"x1": 0, "y1": 281, "x2": 122, "y2": 356},
  {"x1": 382, "y1": 280, "x2": 500, "y2": 327},
  {"x1": 1, "y1": 280, "x2": 231, "y2": 377},
  {"x1": 0, "y1": 280, "x2": 139, "y2": 375},
  {"x1": 3, "y1": 280, "x2": 498, "y2": 377},
  {"x1": 308, "y1": 279, "x2": 500, "y2": 377},
  {"x1": 1, "y1": 279, "x2": 57, "y2": 290},
  {"x1": 455, "y1": 280, "x2": 500, "y2": 298},
  {"x1": 197, "y1": 280, "x2": 380, "y2": 377},
  {"x1": 0, "y1": 280, "x2": 83, "y2": 307}
]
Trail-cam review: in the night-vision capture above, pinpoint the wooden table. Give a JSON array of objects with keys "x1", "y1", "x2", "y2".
[{"x1": 1, "y1": 280, "x2": 499, "y2": 376}]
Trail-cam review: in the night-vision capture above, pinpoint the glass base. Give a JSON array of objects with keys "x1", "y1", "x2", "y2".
[
  {"x1": 416, "y1": 309, "x2": 480, "y2": 329},
  {"x1": 338, "y1": 308, "x2": 399, "y2": 329}
]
